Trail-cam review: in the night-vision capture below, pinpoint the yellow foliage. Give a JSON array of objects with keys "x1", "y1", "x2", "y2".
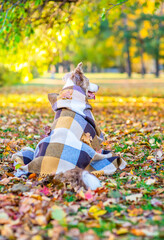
[
  {"x1": 130, "y1": 46, "x2": 138, "y2": 55},
  {"x1": 128, "y1": 13, "x2": 137, "y2": 20},
  {"x1": 143, "y1": 1, "x2": 155, "y2": 14},
  {"x1": 139, "y1": 0, "x2": 146, "y2": 4},
  {"x1": 106, "y1": 36, "x2": 115, "y2": 48},
  {"x1": 140, "y1": 28, "x2": 149, "y2": 38},
  {"x1": 135, "y1": 9, "x2": 142, "y2": 15},
  {"x1": 128, "y1": 20, "x2": 136, "y2": 28},
  {"x1": 143, "y1": 20, "x2": 152, "y2": 30}
]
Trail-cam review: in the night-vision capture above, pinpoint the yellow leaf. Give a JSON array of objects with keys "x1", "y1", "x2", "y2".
[
  {"x1": 31, "y1": 236, "x2": 43, "y2": 240},
  {"x1": 130, "y1": 169, "x2": 133, "y2": 175},
  {"x1": 15, "y1": 164, "x2": 23, "y2": 170},
  {"x1": 147, "y1": 155, "x2": 154, "y2": 160},
  {"x1": 116, "y1": 228, "x2": 128, "y2": 235},
  {"x1": 3, "y1": 152, "x2": 9, "y2": 156},
  {"x1": 5, "y1": 146, "x2": 11, "y2": 151},
  {"x1": 78, "y1": 190, "x2": 85, "y2": 199},
  {"x1": 88, "y1": 205, "x2": 106, "y2": 219}
]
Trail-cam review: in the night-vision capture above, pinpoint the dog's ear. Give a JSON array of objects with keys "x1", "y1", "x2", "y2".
[
  {"x1": 76, "y1": 62, "x2": 83, "y2": 72},
  {"x1": 71, "y1": 62, "x2": 84, "y2": 86},
  {"x1": 48, "y1": 93, "x2": 58, "y2": 107}
]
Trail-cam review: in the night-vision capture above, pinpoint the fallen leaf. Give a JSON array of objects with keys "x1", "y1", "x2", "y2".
[
  {"x1": 51, "y1": 205, "x2": 66, "y2": 225},
  {"x1": 28, "y1": 173, "x2": 37, "y2": 179},
  {"x1": 81, "y1": 132, "x2": 93, "y2": 146},
  {"x1": 131, "y1": 228, "x2": 146, "y2": 236},
  {"x1": 145, "y1": 178, "x2": 156, "y2": 185},
  {"x1": 126, "y1": 193, "x2": 143, "y2": 202},
  {"x1": 88, "y1": 205, "x2": 106, "y2": 219},
  {"x1": 40, "y1": 186, "x2": 51, "y2": 196},
  {"x1": 85, "y1": 189, "x2": 93, "y2": 200},
  {"x1": 126, "y1": 140, "x2": 133, "y2": 145},
  {"x1": 0, "y1": 211, "x2": 10, "y2": 224},
  {"x1": 128, "y1": 208, "x2": 143, "y2": 217},
  {"x1": 0, "y1": 178, "x2": 10, "y2": 185},
  {"x1": 149, "y1": 138, "x2": 155, "y2": 144},
  {"x1": 116, "y1": 228, "x2": 128, "y2": 235}
]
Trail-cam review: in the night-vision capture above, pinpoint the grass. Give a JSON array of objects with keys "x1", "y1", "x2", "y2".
[{"x1": 1, "y1": 72, "x2": 164, "y2": 98}]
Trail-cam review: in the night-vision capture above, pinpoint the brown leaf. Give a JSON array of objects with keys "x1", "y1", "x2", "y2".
[{"x1": 81, "y1": 132, "x2": 93, "y2": 146}]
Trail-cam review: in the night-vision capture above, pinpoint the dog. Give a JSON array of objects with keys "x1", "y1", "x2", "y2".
[{"x1": 12, "y1": 63, "x2": 126, "y2": 190}]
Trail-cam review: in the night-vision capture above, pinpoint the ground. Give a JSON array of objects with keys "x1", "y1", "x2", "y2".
[{"x1": 0, "y1": 75, "x2": 164, "y2": 240}]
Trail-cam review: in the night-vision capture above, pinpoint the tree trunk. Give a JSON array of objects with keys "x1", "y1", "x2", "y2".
[
  {"x1": 123, "y1": 14, "x2": 132, "y2": 78},
  {"x1": 126, "y1": 37, "x2": 132, "y2": 78},
  {"x1": 155, "y1": 2, "x2": 164, "y2": 78},
  {"x1": 155, "y1": 51, "x2": 160, "y2": 78},
  {"x1": 140, "y1": 43, "x2": 146, "y2": 77}
]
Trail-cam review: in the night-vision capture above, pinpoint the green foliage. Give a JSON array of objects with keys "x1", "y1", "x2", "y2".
[{"x1": 0, "y1": 65, "x2": 21, "y2": 86}]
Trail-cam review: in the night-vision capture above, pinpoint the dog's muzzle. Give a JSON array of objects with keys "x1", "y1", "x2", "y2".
[{"x1": 88, "y1": 83, "x2": 99, "y2": 93}]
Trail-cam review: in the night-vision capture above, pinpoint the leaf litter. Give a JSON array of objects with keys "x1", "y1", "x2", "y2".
[{"x1": 0, "y1": 86, "x2": 164, "y2": 240}]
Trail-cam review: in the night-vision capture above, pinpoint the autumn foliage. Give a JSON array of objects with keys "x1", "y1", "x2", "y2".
[{"x1": 0, "y1": 82, "x2": 163, "y2": 239}]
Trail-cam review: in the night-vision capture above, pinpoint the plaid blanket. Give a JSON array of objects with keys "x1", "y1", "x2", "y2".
[{"x1": 13, "y1": 85, "x2": 126, "y2": 177}]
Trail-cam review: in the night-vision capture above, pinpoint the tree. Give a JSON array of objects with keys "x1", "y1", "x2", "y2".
[
  {"x1": 105, "y1": 0, "x2": 164, "y2": 77},
  {"x1": 67, "y1": 19, "x2": 118, "y2": 70},
  {"x1": 143, "y1": 6, "x2": 164, "y2": 77},
  {"x1": 0, "y1": 0, "x2": 78, "y2": 47}
]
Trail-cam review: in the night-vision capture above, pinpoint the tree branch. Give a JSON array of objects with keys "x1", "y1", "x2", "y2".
[
  {"x1": 1, "y1": 0, "x2": 23, "y2": 31},
  {"x1": 0, "y1": 0, "x2": 78, "y2": 32},
  {"x1": 106, "y1": 0, "x2": 129, "y2": 12}
]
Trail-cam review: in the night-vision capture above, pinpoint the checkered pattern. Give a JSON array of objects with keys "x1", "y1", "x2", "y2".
[{"x1": 13, "y1": 85, "x2": 126, "y2": 176}]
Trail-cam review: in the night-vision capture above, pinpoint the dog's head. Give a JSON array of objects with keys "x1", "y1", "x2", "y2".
[{"x1": 63, "y1": 62, "x2": 99, "y2": 99}]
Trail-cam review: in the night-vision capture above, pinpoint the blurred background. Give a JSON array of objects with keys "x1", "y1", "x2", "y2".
[{"x1": 0, "y1": 0, "x2": 164, "y2": 95}]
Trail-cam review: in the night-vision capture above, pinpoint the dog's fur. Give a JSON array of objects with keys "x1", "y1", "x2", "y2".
[{"x1": 53, "y1": 167, "x2": 101, "y2": 190}]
